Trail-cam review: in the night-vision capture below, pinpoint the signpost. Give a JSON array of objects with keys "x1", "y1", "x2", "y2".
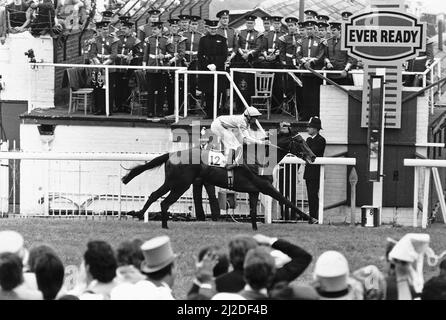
[{"x1": 342, "y1": 0, "x2": 427, "y2": 214}]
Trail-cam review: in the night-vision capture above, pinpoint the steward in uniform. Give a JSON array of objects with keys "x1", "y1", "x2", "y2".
[
  {"x1": 89, "y1": 20, "x2": 119, "y2": 115},
  {"x1": 297, "y1": 20, "x2": 327, "y2": 120},
  {"x1": 142, "y1": 22, "x2": 170, "y2": 117},
  {"x1": 324, "y1": 21, "x2": 354, "y2": 85},
  {"x1": 316, "y1": 15, "x2": 330, "y2": 39},
  {"x1": 183, "y1": 15, "x2": 203, "y2": 109},
  {"x1": 197, "y1": 19, "x2": 228, "y2": 119},
  {"x1": 304, "y1": 117, "x2": 326, "y2": 224},
  {"x1": 165, "y1": 18, "x2": 187, "y2": 115},
  {"x1": 116, "y1": 19, "x2": 142, "y2": 111},
  {"x1": 233, "y1": 15, "x2": 261, "y2": 111}
]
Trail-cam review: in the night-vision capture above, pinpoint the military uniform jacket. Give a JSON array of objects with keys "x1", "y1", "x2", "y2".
[
  {"x1": 303, "y1": 134, "x2": 326, "y2": 180},
  {"x1": 166, "y1": 34, "x2": 187, "y2": 66},
  {"x1": 278, "y1": 33, "x2": 302, "y2": 66},
  {"x1": 183, "y1": 31, "x2": 203, "y2": 62},
  {"x1": 89, "y1": 35, "x2": 119, "y2": 63},
  {"x1": 197, "y1": 34, "x2": 228, "y2": 71},
  {"x1": 261, "y1": 30, "x2": 284, "y2": 57},
  {"x1": 137, "y1": 24, "x2": 169, "y2": 41},
  {"x1": 325, "y1": 37, "x2": 354, "y2": 70},
  {"x1": 217, "y1": 26, "x2": 237, "y2": 55},
  {"x1": 296, "y1": 36, "x2": 326, "y2": 69},
  {"x1": 116, "y1": 34, "x2": 142, "y2": 65},
  {"x1": 142, "y1": 35, "x2": 170, "y2": 71},
  {"x1": 237, "y1": 29, "x2": 262, "y2": 58}
]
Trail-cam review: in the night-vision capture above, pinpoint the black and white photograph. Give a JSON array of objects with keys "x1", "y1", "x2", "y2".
[{"x1": 0, "y1": 0, "x2": 446, "y2": 308}]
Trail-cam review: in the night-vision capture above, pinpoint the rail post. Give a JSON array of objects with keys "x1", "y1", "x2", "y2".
[
  {"x1": 349, "y1": 167, "x2": 358, "y2": 225},
  {"x1": 318, "y1": 165, "x2": 325, "y2": 224},
  {"x1": 105, "y1": 66, "x2": 110, "y2": 117}
]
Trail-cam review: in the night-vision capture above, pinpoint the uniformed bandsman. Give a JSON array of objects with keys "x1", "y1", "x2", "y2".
[
  {"x1": 198, "y1": 19, "x2": 228, "y2": 119},
  {"x1": 178, "y1": 14, "x2": 190, "y2": 35},
  {"x1": 259, "y1": 16, "x2": 283, "y2": 66},
  {"x1": 324, "y1": 21, "x2": 354, "y2": 85},
  {"x1": 183, "y1": 15, "x2": 203, "y2": 107},
  {"x1": 142, "y1": 21, "x2": 170, "y2": 117},
  {"x1": 298, "y1": 21, "x2": 307, "y2": 38},
  {"x1": 216, "y1": 10, "x2": 237, "y2": 68},
  {"x1": 137, "y1": 9, "x2": 163, "y2": 41},
  {"x1": 304, "y1": 9, "x2": 318, "y2": 21},
  {"x1": 166, "y1": 18, "x2": 187, "y2": 66},
  {"x1": 316, "y1": 21, "x2": 329, "y2": 40},
  {"x1": 297, "y1": 20, "x2": 326, "y2": 70},
  {"x1": 278, "y1": 17, "x2": 301, "y2": 67},
  {"x1": 89, "y1": 19, "x2": 119, "y2": 115},
  {"x1": 236, "y1": 15, "x2": 262, "y2": 66}
]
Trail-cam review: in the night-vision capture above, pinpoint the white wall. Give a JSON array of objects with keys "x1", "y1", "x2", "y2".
[{"x1": 0, "y1": 33, "x2": 54, "y2": 109}]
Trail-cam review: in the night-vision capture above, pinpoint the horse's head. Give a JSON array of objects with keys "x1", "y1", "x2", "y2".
[{"x1": 277, "y1": 128, "x2": 316, "y2": 164}]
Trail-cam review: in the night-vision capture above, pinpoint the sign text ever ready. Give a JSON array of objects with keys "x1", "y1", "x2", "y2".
[{"x1": 347, "y1": 28, "x2": 420, "y2": 46}]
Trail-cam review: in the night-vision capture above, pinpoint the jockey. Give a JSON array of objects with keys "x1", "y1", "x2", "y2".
[{"x1": 210, "y1": 106, "x2": 269, "y2": 169}]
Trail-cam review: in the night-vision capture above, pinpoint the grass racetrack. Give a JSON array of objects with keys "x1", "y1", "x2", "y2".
[{"x1": 1, "y1": 218, "x2": 445, "y2": 299}]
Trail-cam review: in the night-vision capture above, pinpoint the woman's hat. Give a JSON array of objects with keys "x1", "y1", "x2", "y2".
[
  {"x1": 308, "y1": 116, "x2": 322, "y2": 130},
  {"x1": 140, "y1": 236, "x2": 177, "y2": 273}
]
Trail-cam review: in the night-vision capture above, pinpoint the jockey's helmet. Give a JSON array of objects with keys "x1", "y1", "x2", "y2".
[{"x1": 244, "y1": 106, "x2": 262, "y2": 118}]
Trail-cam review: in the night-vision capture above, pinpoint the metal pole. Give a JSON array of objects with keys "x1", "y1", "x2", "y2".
[
  {"x1": 175, "y1": 71, "x2": 179, "y2": 123},
  {"x1": 230, "y1": 69, "x2": 234, "y2": 115},
  {"x1": 105, "y1": 68, "x2": 110, "y2": 116},
  {"x1": 413, "y1": 166, "x2": 419, "y2": 227},
  {"x1": 213, "y1": 73, "x2": 218, "y2": 120},
  {"x1": 299, "y1": 0, "x2": 305, "y2": 22},
  {"x1": 318, "y1": 165, "x2": 325, "y2": 224},
  {"x1": 12, "y1": 140, "x2": 16, "y2": 214},
  {"x1": 184, "y1": 73, "x2": 188, "y2": 118},
  {"x1": 422, "y1": 167, "x2": 430, "y2": 229}
]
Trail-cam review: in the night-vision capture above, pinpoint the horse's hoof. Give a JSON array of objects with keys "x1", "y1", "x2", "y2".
[
  {"x1": 162, "y1": 225, "x2": 169, "y2": 229},
  {"x1": 121, "y1": 175, "x2": 130, "y2": 185}
]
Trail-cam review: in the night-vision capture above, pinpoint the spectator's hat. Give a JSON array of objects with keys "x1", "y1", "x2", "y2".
[
  {"x1": 341, "y1": 11, "x2": 353, "y2": 20},
  {"x1": 329, "y1": 21, "x2": 342, "y2": 30},
  {"x1": 271, "y1": 16, "x2": 283, "y2": 22},
  {"x1": 151, "y1": 21, "x2": 164, "y2": 28},
  {"x1": 303, "y1": 20, "x2": 317, "y2": 28},
  {"x1": 245, "y1": 15, "x2": 257, "y2": 22},
  {"x1": 0, "y1": 231, "x2": 24, "y2": 255},
  {"x1": 168, "y1": 18, "x2": 180, "y2": 25},
  {"x1": 178, "y1": 14, "x2": 190, "y2": 21},
  {"x1": 304, "y1": 9, "x2": 318, "y2": 20},
  {"x1": 317, "y1": 21, "x2": 329, "y2": 29},
  {"x1": 148, "y1": 9, "x2": 161, "y2": 16},
  {"x1": 316, "y1": 14, "x2": 330, "y2": 23},
  {"x1": 205, "y1": 19, "x2": 219, "y2": 28},
  {"x1": 284, "y1": 17, "x2": 299, "y2": 24},
  {"x1": 216, "y1": 10, "x2": 230, "y2": 19},
  {"x1": 308, "y1": 116, "x2": 322, "y2": 129},
  {"x1": 314, "y1": 251, "x2": 351, "y2": 296},
  {"x1": 140, "y1": 236, "x2": 177, "y2": 273},
  {"x1": 102, "y1": 10, "x2": 114, "y2": 21},
  {"x1": 189, "y1": 15, "x2": 201, "y2": 22}
]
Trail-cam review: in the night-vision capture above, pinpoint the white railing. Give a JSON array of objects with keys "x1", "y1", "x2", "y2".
[
  {"x1": 404, "y1": 158, "x2": 446, "y2": 229},
  {"x1": 266, "y1": 155, "x2": 356, "y2": 225}
]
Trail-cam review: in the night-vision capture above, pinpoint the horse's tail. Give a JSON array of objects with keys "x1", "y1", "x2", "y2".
[{"x1": 122, "y1": 153, "x2": 170, "y2": 185}]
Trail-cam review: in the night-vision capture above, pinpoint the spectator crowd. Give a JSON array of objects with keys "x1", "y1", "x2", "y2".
[{"x1": 0, "y1": 229, "x2": 445, "y2": 300}]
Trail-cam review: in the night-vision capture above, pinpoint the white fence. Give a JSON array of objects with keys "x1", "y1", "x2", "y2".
[{"x1": 0, "y1": 148, "x2": 356, "y2": 224}]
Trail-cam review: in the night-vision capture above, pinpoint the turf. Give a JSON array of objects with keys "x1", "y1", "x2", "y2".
[{"x1": 1, "y1": 217, "x2": 445, "y2": 299}]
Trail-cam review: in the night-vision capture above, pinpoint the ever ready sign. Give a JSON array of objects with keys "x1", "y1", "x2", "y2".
[{"x1": 342, "y1": 11, "x2": 426, "y2": 61}]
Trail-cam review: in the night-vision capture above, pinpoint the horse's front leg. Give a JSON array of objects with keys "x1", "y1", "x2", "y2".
[{"x1": 248, "y1": 192, "x2": 259, "y2": 231}]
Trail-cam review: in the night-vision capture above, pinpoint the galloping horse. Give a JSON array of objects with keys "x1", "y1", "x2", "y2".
[{"x1": 122, "y1": 129, "x2": 316, "y2": 230}]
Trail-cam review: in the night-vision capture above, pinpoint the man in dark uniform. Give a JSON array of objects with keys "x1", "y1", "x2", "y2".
[
  {"x1": 324, "y1": 21, "x2": 354, "y2": 85},
  {"x1": 183, "y1": 15, "x2": 204, "y2": 110},
  {"x1": 137, "y1": 9, "x2": 162, "y2": 41},
  {"x1": 234, "y1": 15, "x2": 261, "y2": 110},
  {"x1": 303, "y1": 116, "x2": 326, "y2": 224},
  {"x1": 116, "y1": 18, "x2": 142, "y2": 111},
  {"x1": 278, "y1": 17, "x2": 302, "y2": 117},
  {"x1": 297, "y1": 20, "x2": 327, "y2": 120},
  {"x1": 316, "y1": 15, "x2": 330, "y2": 39},
  {"x1": 217, "y1": 10, "x2": 238, "y2": 110},
  {"x1": 89, "y1": 19, "x2": 119, "y2": 115},
  {"x1": 197, "y1": 19, "x2": 228, "y2": 119},
  {"x1": 142, "y1": 21, "x2": 170, "y2": 117},
  {"x1": 178, "y1": 14, "x2": 190, "y2": 35}
]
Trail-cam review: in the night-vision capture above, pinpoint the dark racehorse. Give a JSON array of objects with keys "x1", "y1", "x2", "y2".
[{"x1": 122, "y1": 130, "x2": 316, "y2": 230}]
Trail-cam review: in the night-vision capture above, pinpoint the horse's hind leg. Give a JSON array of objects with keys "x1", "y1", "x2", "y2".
[
  {"x1": 160, "y1": 185, "x2": 191, "y2": 229},
  {"x1": 129, "y1": 183, "x2": 170, "y2": 221},
  {"x1": 248, "y1": 192, "x2": 259, "y2": 231}
]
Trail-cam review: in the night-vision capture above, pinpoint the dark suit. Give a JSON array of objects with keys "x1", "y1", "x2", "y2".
[
  {"x1": 197, "y1": 33, "x2": 228, "y2": 117},
  {"x1": 215, "y1": 239, "x2": 312, "y2": 293},
  {"x1": 304, "y1": 134, "x2": 326, "y2": 221}
]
